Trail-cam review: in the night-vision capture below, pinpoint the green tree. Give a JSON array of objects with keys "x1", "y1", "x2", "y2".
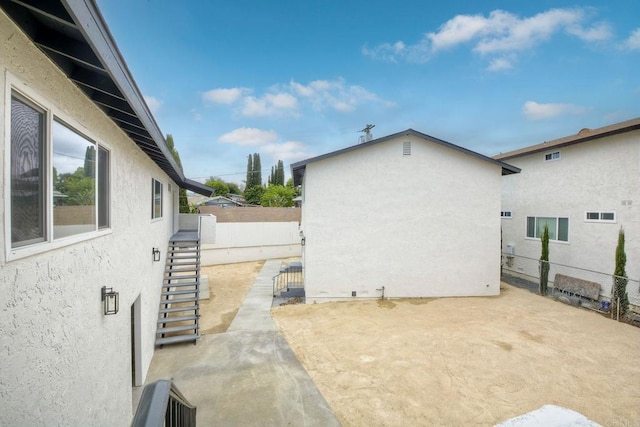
[
  {"x1": 166, "y1": 134, "x2": 191, "y2": 213},
  {"x1": 205, "y1": 177, "x2": 230, "y2": 197},
  {"x1": 260, "y1": 185, "x2": 295, "y2": 207},
  {"x1": 253, "y1": 153, "x2": 262, "y2": 187},
  {"x1": 539, "y1": 224, "x2": 550, "y2": 296},
  {"x1": 244, "y1": 185, "x2": 265, "y2": 205},
  {"x1": 56, "y1": 167, "x2": 95, "y2": 206},
  {"x1": 227, "y1": 182, "x2": 242, "y2": 195},
  {"x1": 246, "y1": 154, "x2": 254, "y2": 188},
  {"x1": 612, "y1": 227, "x2": 629, "y2": 316}
]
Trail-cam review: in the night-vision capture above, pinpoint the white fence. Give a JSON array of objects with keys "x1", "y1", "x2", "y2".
[{"x1": 201, "y1": 221, "x2": 301, "y2": 265}]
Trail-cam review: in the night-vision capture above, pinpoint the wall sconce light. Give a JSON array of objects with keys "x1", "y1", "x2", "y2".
[
  {"x1": 101, "y1": 286, "x2": 119, "y2": 315},
  {"x1": 152, "y1": 247, "x2": 161, "y2": 262}
]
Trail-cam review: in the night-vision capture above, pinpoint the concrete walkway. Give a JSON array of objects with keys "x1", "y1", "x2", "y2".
[{"x1": 143, "y1": 259, "x2": 341, "y2": 426}]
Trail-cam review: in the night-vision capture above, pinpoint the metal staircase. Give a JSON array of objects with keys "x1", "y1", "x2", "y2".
[{"x1": 156, "y1": 232, "x2": 201, "y2": 347}]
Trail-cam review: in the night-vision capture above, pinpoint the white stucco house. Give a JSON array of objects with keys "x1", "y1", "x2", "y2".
[
  {"x1": 291, "y1": 129, "x2": 520, "y2": 303},
  {"x1": 0, "y1": 2, "x2": 211, "y2": 425},
  {"x1": 495, "y1": 118, "x2": 640, "y2": 306}
]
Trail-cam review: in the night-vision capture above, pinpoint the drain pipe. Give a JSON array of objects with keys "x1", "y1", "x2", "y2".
[{"x1": 376, "y1": 286, "x2": 385, "y2": 300}]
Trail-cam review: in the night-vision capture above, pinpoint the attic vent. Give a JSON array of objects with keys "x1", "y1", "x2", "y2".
[{"x1": 403, "y1": 141, "x2": 411, "y2": 156}]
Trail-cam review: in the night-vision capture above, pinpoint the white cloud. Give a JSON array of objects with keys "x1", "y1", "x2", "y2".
[
  {"x1": 144, "y1": 95, "x2": 162, "y2": 113},
  {"x1": 287, "y1": 78, "x2": 388, "y2": 113},
  {"x1": 522, "y1": 101, "x2": 586, "y2": 120},
  {"x1": 364, "y1": 7, "x2": 613, "y2": 68},
  {"x1": 261, "y1": 141, "x2": 311, "y2": 162},
  {"x1": 241, "y1": 92, "x2": 298, "y2": 117},
  {"x1": 622, "y1": 28, "x2": 640, "y2": 50},
  {"x1": 487, "y1": 57, "x2": 514, "y2": 71},
  {"x1": 218, "y1": 127, "x2": 278, "y2": 146},
  {"x1": 202, "y1": 87, "x2": 250, "y2": 104}
]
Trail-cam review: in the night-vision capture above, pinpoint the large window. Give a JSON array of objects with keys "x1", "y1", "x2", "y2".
[
  {"x1": 526, "y1": 216, "x2": 569, "y2": 242},
  {"x1": 152, "y1": 179, "x2": 163, "y2": 219},
  {"x1": 9, "y1": 90, "x2": 111, "y2": 253}
]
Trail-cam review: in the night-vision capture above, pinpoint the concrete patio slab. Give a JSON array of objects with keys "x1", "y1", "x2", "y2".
[{"x1": 143, "y1": 259, "x2": 340, "y2": 426}]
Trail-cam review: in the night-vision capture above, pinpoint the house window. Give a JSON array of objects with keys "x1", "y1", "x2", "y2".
[
  {"x1": 526, "y1": 216, "x2": 569, "y2": 242},
  {"x1": 10, "y1": 94, "x2": 46, "y2": 247},
  {"x1": 152, "y1": 179, "x2": 163, "y2": 219},
  {"x1": 9, "y1": 91, "x2": 111, "y2": 252},
  {"x1": 501, "y1": 211, "x2": 512, "y2": 218},
  {"x1": 544, "y1": 151, "x2": 560, "y2": 162},
  {"x1": 585, "y1": 211, "x2": 616, "y2": 223},
  {"x1": 403, "y1": 141, "x2": 411, "y2": 156}
]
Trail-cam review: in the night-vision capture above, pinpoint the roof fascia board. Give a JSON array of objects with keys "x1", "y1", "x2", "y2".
[
  {"x1": 62, "y1": 0, "x2": 186, "y2": 182},
  {"x1": 494, "y1": 119, "x2": 640, "y2": 161},
  {"x1": 291, "y1": 129, "x2": 519, "y2": 185}
]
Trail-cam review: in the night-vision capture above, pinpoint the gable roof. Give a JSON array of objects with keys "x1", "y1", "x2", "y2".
[
  {"x1": 494, "y1": 117, "x2": 640, "y2": 161},
  {"x1": 198, "y1": 206, "x2": 301, "y2": 223},
  {"x1": 0, "y1": 0, "x2": 212, "y2": 196},
  {"x1": 291, "y1": 128, "x2": 520, "y2": 186}
]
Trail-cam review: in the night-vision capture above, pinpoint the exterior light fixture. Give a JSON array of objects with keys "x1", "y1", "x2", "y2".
[
  {"x1": 101, "y1": 286, "x2": 119, "y2": 315},
  {"x1": 152, "y1": 247, "x2": 161, "y2": 262}
]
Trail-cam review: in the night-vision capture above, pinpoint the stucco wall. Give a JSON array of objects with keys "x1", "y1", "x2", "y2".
[
  {"x1": 0, "y1": 11, "x2": 176, "y2": 425},
  {"x1": 201, "y1": 221, "x2": 301, "y2": 265},
  {"x1": 301, "y1": 134, "x2": 503, "y2": 302},
  {"x1": 500, "y1": 132, "x2": 640, "y2": 302}
]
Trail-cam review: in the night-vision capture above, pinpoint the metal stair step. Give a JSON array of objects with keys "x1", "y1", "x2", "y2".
[
  {"x1": 163, "y1": 281, "x2": 199, "y2": 288},
  {"x1": 165, "y1": 267, "x2": 198, "y2": 274},
  {"x1": 162, "y1": 289, "x2": 198, "y2": 297},
  {"x1": 159, "y1": 296, "x2": 199, "y2": 305},
  {"x1": 164, "y1": 275, "x2": 198, "y2": 281},
  {"x1": 158, "y1": 315, "x2": 198, "y2": 324},
  {"x1": 156, "y1": 334, "x2": 199, "y2": 346},
  {"x1": 159, "y1": 305, "x2": 198, "y2": 314},
  {"x1": 156, "y1": 324, "x2": 198, "y2": 334},
  {"x1": 167, "y1": 261, "x2": 200, "y2": 267}
]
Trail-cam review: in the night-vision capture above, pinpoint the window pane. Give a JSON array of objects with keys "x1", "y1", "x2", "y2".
[
  {"x1": 153, "y1": 179, "x2": 163, "y2": 219},
  {"x1": 586, "y1": 212, "x2": 599, "y2": 220},
  {"x1": 538, "y1": 217, "x2": 557, "y2": 240},
  {"x1": 98, "y1": 147, "x2": 110, "y2": 229},
  {"x1": 11, "y1": 96, "x2": 46, "y2": 247},
  {"x1": 52, "y1": 120, "x2": 96, "y2": 239},
  {"x1": 601, "y1": 212, "x2": 614, "y2": 221},
  {"x1": 526, "y1": 217, "x2": 535, "y2": 238},
  {"x1": 558, "y1": 218, "x2": 569, "y2": 241}
]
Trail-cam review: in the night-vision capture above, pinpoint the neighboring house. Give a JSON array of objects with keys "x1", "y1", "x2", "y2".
[
  {"x1": 0, "y1": 2, "x2": 211, "y2": 425},
  {"x1": 291, "y1": 129, "x2": 519, "y2": 302},
  {"x1": 494, "y1": 118, "x2": 640, "y2": 304},
  {"x1": 199, "y1": 195, "x2": 245, "y2": 207},
  {"x1": 198, "y1": 206, "x2": 302, "y2": 264}
]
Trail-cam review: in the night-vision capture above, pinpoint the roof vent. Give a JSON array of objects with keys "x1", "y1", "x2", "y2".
[{"x1": 578, "y1": 128, "x2": 591, "y2": 135}]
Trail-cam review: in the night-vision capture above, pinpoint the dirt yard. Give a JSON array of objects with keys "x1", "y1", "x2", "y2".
[
  {"x1": 198, "y1": 263, "x2": 640, "y2": 426},
  {"x1": 199, "y1": 261, "x2": 264, "y2": 335},
  {"x1": 271, "y1": 284, "x2": 640, "y2": 426}
]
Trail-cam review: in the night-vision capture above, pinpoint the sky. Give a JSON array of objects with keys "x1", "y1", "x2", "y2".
[{"x1": 97, "y1": 0, "x2": 640, "y2": 186}]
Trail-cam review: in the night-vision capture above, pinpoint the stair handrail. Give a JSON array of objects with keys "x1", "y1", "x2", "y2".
[{"x1": 132, "y1": 380, "x2": 196, "y2": 427}]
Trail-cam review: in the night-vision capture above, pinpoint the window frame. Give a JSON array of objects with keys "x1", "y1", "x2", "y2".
[
  {"x1": 525, "y1": 216, "x2": 570, "y2": 243},
  {"x1": 544, "y1": 151, "x2": 561, "y2": 162},
  {"x1": 4, "y1": 75, "x2": 112, "y2": 262},
  {"x1": 151, "y1": 178, "x2": 163, "y2": 220},
  {"x1": 584, "y1": 211, "x2": 616, "y2": 223}
]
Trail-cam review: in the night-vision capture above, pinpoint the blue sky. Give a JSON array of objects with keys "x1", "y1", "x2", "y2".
[{"x1": 97, "y1": 1, "x2": 640, "y2": 186}]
